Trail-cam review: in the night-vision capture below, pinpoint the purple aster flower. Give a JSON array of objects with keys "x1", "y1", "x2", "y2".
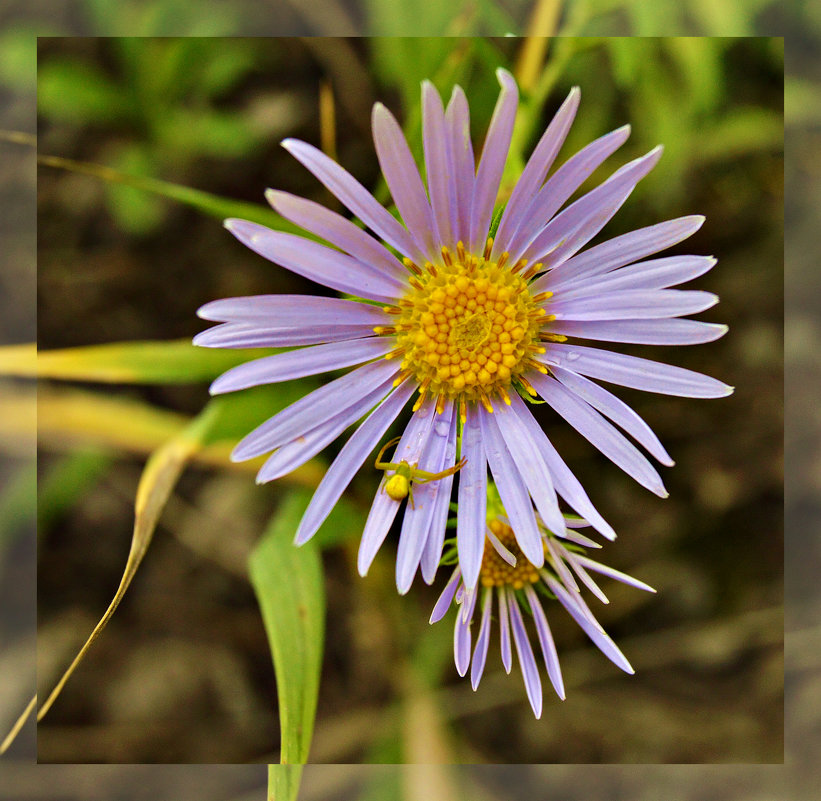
[
  {"x1": 430, "y1": 494, "x2": 655, "y2": 719},
  {"x1": 195, "y1": 68, "x2": 732, "y2": 592}
]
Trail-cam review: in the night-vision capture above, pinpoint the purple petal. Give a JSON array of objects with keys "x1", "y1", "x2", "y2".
[
  {"x1": 547, "y1": 318, "x2": 729, "y2": 346},
  {"x1": 525, "y1": 585, "x2": 565, "y2": 700},
  {"x1": 233, "y1": 358, "x2": 400, "y2": 461},
  {"x1": 193, "y1": 322, "x2": 378, "y2": 349},
  {"x1": 469, "y1": 68, "x2": 518, "y2": 254},
  {"x1": 551, "y1": 364, "x2": 673, "y2": 466},
  {"x1": 548, "y1": 289, "x2": 719, "y2": 321},
  {"x1": 530, "y1": 373, "x2": 668, "y2": 497},
  {"x1": 478, "y1": 406, "x2": 544, "y2": 568},
  {"x1": 508, "y1": 594, "x2": 543, "y2": 718},
  {"x1": 396, "y1": 400, "x2": 456, "y2": 594},
  {"x1": 546, "y1": 575, "x2": 634, "y2": 674},
  {"x1": 454, "y1": 600, "x2": 472, "y2": 677},
  {"x1": 357, "y1": 399, "x2": 438, "y2": 577},
  {"x1": 372, "y1": 102, "x2": 441, "y2": 261},
  {"x1": 543, "y1": 215, "x2": 706, "y2": 293},
  {"x1": 555, "y1": 256, "x2": 718, "y2": 297},
  {"x1": 294, "y1": 379, "x2": 415, "y2": 545},
  {"x1": 493, "y1": 401, "x2": 566, "y2": 536},
  {"x1": 282, "y1": 138, "x2": 428, "y2": 265},
  {"x1": 210, "y1": 337, "x2": 395, "y2": 395},
  {"x1": 573, "y1": 554, "x2": 656, "y2": 593},
  {"x1": 197, "y1": 294, "x2": 391, "y2": 326},
  {"x1": 553, "y1": 540, "x2": 609, "y2": 604},
  {"x1": 444, "y1": 86, "x2": 474, "y2": 244},
  {"x1": 522, "y1": 146, "x2": 664, "y2": 267},
  {"x1": 255, "y1": 377, "x2": 394, "y2": 483},
  {"x1": 545, "y1": 536, "x2": 580, "y2": 593},
  {"x1": 456, "y1": 404, "x2": 488, "y2": 591},
  {"x1": 498, "y1": 586, "x2": 513, "y2": 673},
  {"x1": 265, "y1": 190, "x2": 407, "y2": 281},
  {"x1": 541, "y1": 343, "x2": 734, "y2": 398},
  {"x1": 430, "y1": 568, "x2": 461, "y2": 624},
  {"x1": 224, "y1": 220, "x2": 404, "y2": 302},
  {"x1": 470, "y1": 590, "x2": 493, "y2": 690},
  {"x1": 507, "y1": 391, "x2": 615, "y2": 540},
  {"x1": 422, "y1": 81, "x2": 454, "y2": 250},
  {"x1": 492, "y1": 87, "x2": 580, "y2": 259},
  {"x1": 420, "y1": 403, "x2": 459, "y2": 584},
  {"x1": 506, "y1": 124, "x2": 631, "y2": 265}
]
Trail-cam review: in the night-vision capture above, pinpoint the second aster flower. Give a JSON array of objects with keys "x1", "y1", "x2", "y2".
[{"x1": 195, "y1": 68, "x2": 732, "y2": 592}]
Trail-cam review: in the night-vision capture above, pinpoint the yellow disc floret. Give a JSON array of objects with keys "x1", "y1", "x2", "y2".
[
  {"x1": 480, "y1": 518, "x2": 543, "y2": 589},
  {"x1": 384, "y1": 240, "x2": 550, "y2": 413}
]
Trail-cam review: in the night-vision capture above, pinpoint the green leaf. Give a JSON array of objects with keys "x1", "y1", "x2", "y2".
[
  {"x1": 267, "y1": 765, "x2": 304, "y2": 801},
  {"x1": 249, "y1": 490, "x2": 326, "y2": 764}
]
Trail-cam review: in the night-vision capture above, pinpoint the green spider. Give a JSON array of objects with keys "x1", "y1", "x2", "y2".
[{"x1": 374, "y1": 436, "x2": 467, "y2": 508}]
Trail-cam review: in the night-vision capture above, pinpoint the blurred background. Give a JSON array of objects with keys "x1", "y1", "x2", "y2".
[{"x1": 28, "y1": 33, "x2": 783, "y2": 765}]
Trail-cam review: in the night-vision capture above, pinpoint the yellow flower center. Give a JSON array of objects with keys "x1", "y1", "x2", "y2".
[
  {"x1": 380, "y1": 241, "x2": 554, "y2": 414},
  {"x1": 480, "y1": 518, "x2": 543, "y2": 589}
]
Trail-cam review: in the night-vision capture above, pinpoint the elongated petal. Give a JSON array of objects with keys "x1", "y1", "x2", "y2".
[
  {"x1": 523, "y1": 147, "x2": 664, "y2": 267},
  {"x1": 444, "y1": 86, "x2": 474, "y2": 243},
  {"x1": 508, "y1": 391, "x2": 615, "y2": 540},
  {"x1": 506, "y1": 124, "x2": 631, "y2": 265},
  {"x1": 525, "y1": 585, "x2": 565, "y2": 699},
  {"x1": 197, "y1": 294, "x2": 390, "y2": 326},
  {"x1": 420, "y1": 405, "x2": 459, "y2": 584},
  {"x1": 508, "y1": 594, "x2": 543, "y2": 718},
  {"x1": 224, "y1": 220, "x2": 403, "y2": 302},
  {"x1": 282, "y1": 138, "x2": 428, "y2": 265},
  {"x1": 498, "y1": 586, "x2": 512, "y2": 673},
  {"x1": 256, "y1": 378, "x2": 394, "y2": 483},
  {"x1": 543, "y1": 215, "x2": 706, "y2": 293},
  {"x1": 493, "y1": 401, "x2": 566, "y2": 536},
  {"x1": 396, "y1": 400, "x2": 455, "y2": 593},
  {"x1": 470, "y1": 590, "x2": 493, "y2": 690},
  {"x1": 422, "y1": 81, "x2": 454, "y2": 250},
  {"x1": 492, "y1": 86, "x2": 580, "y2": 258},
  {"x1": 545, "y1": 536, "x2": 580, "y2": 593},
  {"x1": 551, "y1": 364, "x2": 673, "y2": 465},
  {"x1": 293, "y1": 380, "x2": 415, "y2": 545},
  {"x1": 430, "y1": 568, "x2": 461, "y2": 623},
  {"x1": 193, "y1": 322, "x2": 377, "y2": 349},
  {"x1": 546, "y1": 575, "x2": 634, "y2": 674},
  {"x1": 548, "y1": 318, "x2": 729, "y2": 346},
  {"x1": 358, "y1": 399, "x2": 438, "y2": 576},
  {"x1": 541, "y1": 343, "x2": 734, "y2": 398},
  {"x1": 454, "y1": 601, "x2": 472, "y2": 677},
  {"x1": 233, "y1": 358, "x2": 400, "y2": 461},
  {"x1": 574, "y1": 554, "x2": 656, "y2": 593},
  {"x1": 556, "y1": 256, "x2": 718, "y2": 297},
  {"x1": 554, "y1": 540, "x2": 609, "y2": 604},
  {"x1": 211, "y1": 337, "x2": 395, "y2": 395},
  {"x1": 373, "y1": 102, "x2": 441, "y2": 260},
  {"x1": 530, "y1": 373, "x2": 668, "y2": 497},
  {"x1": 457, "y1": 404, "x2": 487, "y2": 590},
  {"x1": 478, "y1": 406, "x2": 544, "y2": 568},
  {"x1": 265, "y1": 190, "x2": 407, "y2": 280},
  {"x1": 549, "y1": 289, "x2": 718, "y2": 321},
  {"x1": 469, "y1": 68, "x2": 518, "y2": 253}
]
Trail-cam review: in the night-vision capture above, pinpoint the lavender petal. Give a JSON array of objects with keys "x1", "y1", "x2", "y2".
[
  {"x1": 457, "y1": 404, "x2": 488, "y2": 591},
  {"x1": 508, "y1": 594, "x2": 544, "y2": 718}
]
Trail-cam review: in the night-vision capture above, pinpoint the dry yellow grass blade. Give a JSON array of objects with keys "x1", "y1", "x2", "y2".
[
  {"x1": 0, "y1": 695, "x2": 36, "y2": 755},
  {"x1": 35, "y1": 406, "x2": 216, "y2": 723},
  {"x1": 29, "y1": 386, "x2": 323, "y2": 487},
  {"x1": 401, "y1": 666, "x2": 459, "y2": 800},
  {"x1": 514, "y1": 0, "x2": 563, "y2": 93}
]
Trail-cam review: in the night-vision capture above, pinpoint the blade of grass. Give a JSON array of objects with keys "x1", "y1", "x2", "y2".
[
  {"x1": 36, "y1": 401, "x2": 220, "y2": 722},
  {"x1": 0, "y1": 340, "x2": 275, "y2": 384}
]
